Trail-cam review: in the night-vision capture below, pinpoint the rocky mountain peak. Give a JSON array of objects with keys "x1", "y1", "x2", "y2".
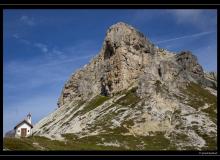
[
  {"x1": 106, "y1": 22, "x2": 140, "y2": 38},
  {"x1": 33, "y1": 22, "x2": 217, "y2": 151},
  {"x1": 56, "y1": 22, "x2": 217, "y2": 108},
  {"x1": 102, "y1": 22, "x2": 154, "y2": 60},
  {"x1": 108, "y1": 22, "x2": 134, "y2": 31}
]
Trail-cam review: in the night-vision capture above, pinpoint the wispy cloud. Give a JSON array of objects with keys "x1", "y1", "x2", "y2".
[
  {"x1": 168, "y1": 9, "x2": 217, "y2": 31},
  {"x1": 3, "y1": 42, "x2": 97, "y2": 134},
  {"x1": 34, "y1": 43, "x2": 48, "y2": 53},
  {"x1": 4, "y1": 39, "x2": 99, "y2": 93},
  {"x1": 20, "y1": 15, "x2": 35, "y2": 26},
  {"x1": 20, "y1": 39, "x2": 31, "y2": 45},
  {"x1": 12, "y1": 33, "x2": 31, "y2": 45},
  {"x1": 12, "y1": 33, "x2": 98, "y2": 64},
  {"x1": 155, "y1": 31, "x2": 215, "y2": 44},
  {"x1": 12, "y1": 35, "x2": 64, "y2": 58},
  {"x1": 169, "y1": 9, "x2": 203, "y2": 23},
  {"x1": 50, "y1": 48, "x2": 66, "y2": 59}
]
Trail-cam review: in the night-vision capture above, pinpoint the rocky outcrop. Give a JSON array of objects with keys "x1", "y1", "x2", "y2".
[
  {"x1": 34, "y1": 22, "x2": 217, "y2": 151},
  {"x1": 204, "y1": 71, "x2": 217, "y2": 89},
  {"x1": 57, "y1": 22, "x2": 215, "y2": 108},
  {"x1": 57, "y1": 22, "x2": 156, "y2": 107}
]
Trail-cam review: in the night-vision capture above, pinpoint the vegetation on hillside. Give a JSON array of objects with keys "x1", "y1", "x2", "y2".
[
  {"x1": 4, "y1": 83, "x2": 217, "y2": 151},
  {"x1": 182, "y1": 82, "x2": 217, "y2": 124},
  {"x1": 4, "y1": 132, "x2": 176, "y2": 151}
]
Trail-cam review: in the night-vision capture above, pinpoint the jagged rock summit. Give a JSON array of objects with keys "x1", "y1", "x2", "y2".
[
  {"x1": 57, "y1": 22, "x2": 215, "y2": 108},
  {"x1": 33, "y1": 22, "x2": 217, "y2": 150},
  {"x1": 57, "y1": 22, "x2": 156, "y2": 107}
]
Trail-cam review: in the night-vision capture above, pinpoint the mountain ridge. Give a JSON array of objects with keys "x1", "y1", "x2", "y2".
[{"x1": 32, "y1": 22, "x2": 217, "y2": 150}]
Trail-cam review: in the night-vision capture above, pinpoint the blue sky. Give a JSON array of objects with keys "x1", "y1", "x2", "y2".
[{"x1": 3, "y1": 9, "x2": 217, "y2": 135}]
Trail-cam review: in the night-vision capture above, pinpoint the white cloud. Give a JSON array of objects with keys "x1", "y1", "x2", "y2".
[
  {"x1": 34, "y1": 43, "x2": 48, "y2": 53},
  {"x1": 51, "y1": 48, "x2": 66, "y2": 59},
  {"x1": 12, "y1": 33, "x2": 31, "y2": 45},
  {"x1": 4, "y1": 49, "x2": 95, "y2": 93},
  {"x1": 12, "y1": 35, "x2": 96, "y2": 63},
  {"x1": 20, "y1": 39, "x2": 31, "y2": 45},
  {"x1": 168, "y1": 9, "x2": 217, "y2": 31},
  {"x1": 4, "y1": 38, "x2": 100, "y2": 135},
  {"x1": 171, "y1": 9, "x2": 203, "y2": 23},
  {"x1": 52, "y1": 48, "x2": 63, "y2": 55},
  {"x1": 20, "y1": 15, "x2": 35, "y2": 26}
]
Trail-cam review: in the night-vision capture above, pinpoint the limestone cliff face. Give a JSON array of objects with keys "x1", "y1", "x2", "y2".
[
  {"x1": 57, "y1": 22, "x2": 215, "y2": 108},
  {"x1": 34, "y1": 22, "x2": 217, "y2": 150},
  {"x1": 57, "y1": 22, "x2": 155, "y2": 107}
]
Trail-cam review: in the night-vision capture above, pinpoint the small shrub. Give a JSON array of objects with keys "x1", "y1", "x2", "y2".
[
  {"x1": 81, "y1": 95, "x2": 110, "y2": 114},
  {"x1": 115, "y1": 87, "x2": 140, "y2": 107}
]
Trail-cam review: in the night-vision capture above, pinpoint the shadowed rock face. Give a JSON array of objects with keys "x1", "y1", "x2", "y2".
[
  {"x1": 34, "y1": 22, "x2": 217, "y2": 151},
  {"x1": 176, "y1": 51, "x2": 203, "y2": 76},
  {"x1": 175, "y1": 51, "x2": 205, "y2": 85}
]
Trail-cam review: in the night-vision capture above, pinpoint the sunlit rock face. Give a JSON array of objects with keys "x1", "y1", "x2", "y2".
[{"x1": 33, "y1": 22, "x2": 217, "y2": 151}]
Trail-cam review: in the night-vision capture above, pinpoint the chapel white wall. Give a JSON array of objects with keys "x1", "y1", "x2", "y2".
[{"x1": 15, "y1": 123, "x2": 32, "y2": 137}]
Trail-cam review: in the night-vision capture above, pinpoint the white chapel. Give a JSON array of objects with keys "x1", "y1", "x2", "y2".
[{"x1": 14, "y1": 113, "x2": 33, "y2": 138}]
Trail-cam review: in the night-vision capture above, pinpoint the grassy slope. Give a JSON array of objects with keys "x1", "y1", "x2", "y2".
[
  {"x1": 3, "y1": 132, "x2": 174, "y2": 151},
  {"x1": 3, "y1": 88, "x2": 176, "y2": 151},
  {"x1": 4, "y1": 83, "x2": 216, "y2": 151},
  {"x1": 180, "y1": 82, "x2": 217, "y2": 150},
  {"x1": 183, "y1": 82, "x2": 217, "y2": 124}
]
